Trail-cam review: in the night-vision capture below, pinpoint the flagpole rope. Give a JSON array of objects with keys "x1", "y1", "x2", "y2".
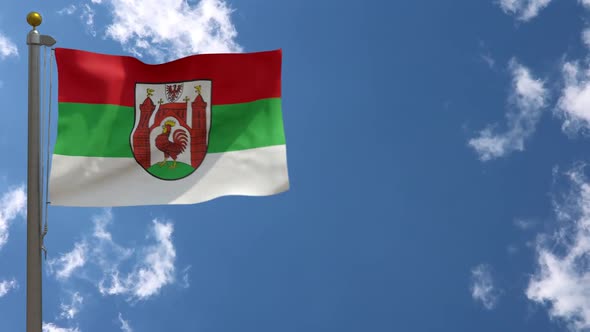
[
  {"x1": 45, "y1": 48, "x2": 54, "y2": 200},
  {"x1": 40, "y1": 46, "x2": 45, "y2": 212},
  {"x1": 39, "y1": 46, "x2": 46, "y2": 259},
  {"x1": 40, "y1": 47, "x2": 53, "y2": 260}
]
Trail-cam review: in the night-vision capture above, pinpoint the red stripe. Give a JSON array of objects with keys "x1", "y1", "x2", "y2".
[{"x1": 56, "y1": 48, "x2": 282, "y2": 106}]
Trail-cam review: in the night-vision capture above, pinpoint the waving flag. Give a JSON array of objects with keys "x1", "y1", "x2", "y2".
[{"x1": 49, "y1": 48, "x2": 288, "y2": 206}]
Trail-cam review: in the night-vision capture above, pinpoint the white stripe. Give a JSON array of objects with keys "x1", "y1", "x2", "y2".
[{"x1": 49, "y1": 145, "x2": 289, "y2": 206}]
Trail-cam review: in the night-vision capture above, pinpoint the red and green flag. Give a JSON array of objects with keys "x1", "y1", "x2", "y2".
[{"x1": 49, "y1": 48, "x2": 288, "y2": 206}]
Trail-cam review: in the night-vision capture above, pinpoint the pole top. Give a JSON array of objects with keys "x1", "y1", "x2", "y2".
[{"x1": 26, "y1": 12, "x2": 42, "y2": 29}]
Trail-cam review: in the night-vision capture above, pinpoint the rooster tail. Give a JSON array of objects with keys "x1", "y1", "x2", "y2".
[{"x1": 173, "y1": 130, "x2": 189, "y2": 152}]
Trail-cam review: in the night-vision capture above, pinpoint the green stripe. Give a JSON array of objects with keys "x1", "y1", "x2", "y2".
[
  {"x1": 54, "y1": 103, "x2": 135, "y2": 157},
  {"x1": 54, "y1": 98, "x2": 285, "y2": 157},
  {"x1": 208, "y1": 99, "x2": 285, "y2": 153}
]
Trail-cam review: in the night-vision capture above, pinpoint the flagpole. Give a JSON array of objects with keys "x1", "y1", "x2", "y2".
[{"x1": 26, "y1": 12, "x2": 55, "y2": 332}]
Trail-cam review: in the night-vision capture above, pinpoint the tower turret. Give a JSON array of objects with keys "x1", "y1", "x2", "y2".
[
  {"x1": 133, "y1": 91, "x2": 156, "y2": 168},
  {"x1": 190, "y1": 85, "x2": 207, "y2": 168}
]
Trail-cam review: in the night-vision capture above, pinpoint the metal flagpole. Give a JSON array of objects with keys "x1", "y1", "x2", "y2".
[{"x1": 26, "y1": 12, "x2": 55, "y2": 332}]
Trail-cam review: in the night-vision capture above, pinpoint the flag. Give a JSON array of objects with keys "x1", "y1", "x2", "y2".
[{"x1": 49, "y1": 48, "x2": 288, "y2": 206}]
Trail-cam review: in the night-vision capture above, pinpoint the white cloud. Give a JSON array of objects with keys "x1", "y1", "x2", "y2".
[
  {"x1": 469, "y1": 60, "x2": 547, "y2": 161},
  {"x1": 99, "y1": 220, "x2": 176, "y2": 300},
  {"x1": 526, "y1": 166, "x2": 590, "y2": 331},
  {"x1": 0, "y1": 279, "x2": 18, "y2": 297},
  {"x1": 481, "y1": 54, "x2": 496, "y2": 69},
  {"x1": 470, "y1": 264, "x2": 500, "y2": 310},
  {"x1": 180, "y1": 265, "x2": 191, "y2": 288},
  {"x1": 477, "y1": 41, "x2": 495, "y2": 70},
  {"x1": 556, "y1": 61, "x2": 590, "y2": 134},
  {"x1": 90, "y1": 209, "x2": 134, "y2": 271},
  {"x1": 59, "y1": 292, "x2": 83, "y2": 320},
  {"x1": 0, "y1": 33, "x2": 18, "y2": 59},
  {"x1": 514, "y1": 218, "x2": 537, "y2": 230},
  {"x1": 551, "y1": 4, "x2": 590, "y2": 136},
  {"x1": 49, "y1": 210, "x2": 179, "y2": 301},
  {"x1": 48, "y1": 209, "x2": 132, "y2": 283},
  {"x1": 498, "y1": 0, "x2": 553, "y2": 21},
  {"x1": 507, "y1": 244, "x2": 519, "y2": 254},
  {"x1": 0, "y1": 186, "x2": 26, "y2": 251},
  {"x1": 42, "y1": 323, "x2": 80, "y2": 332},
  {"x1": 92, "y1": 0, "x2": 242, "y2": 60},
  {"x1": 98, "y1": 271, "x2": 127, "y2": 296},
  {"x1": 57, "y1": 5, "x2": 77, "y2": 15},
  {"x1": 582, "y1": 29, "x2": 590, "y2": 50},
  {"x1": 118, "y1": 313, "x2": 133, "y2": 332},
  {"x1": 134, "y1": 221, "x2": 175, "y2": 298},
  {"x1": 48, "y1": 242, "x2": 88, "y2": 280},
  {"x1": 93, "y1": 209, "x2": 113, "y2": 241},
  {"x1": 81, "y1": 4, "x2": 97, "y2": 37},
  {"x1": 57, "y1": 4, "x2": 97, "y2": 36}
]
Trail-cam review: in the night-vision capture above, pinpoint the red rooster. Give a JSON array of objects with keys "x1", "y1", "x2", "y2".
[{"x1": 155, "y1": 120, "x2": 188, "y2": 168}]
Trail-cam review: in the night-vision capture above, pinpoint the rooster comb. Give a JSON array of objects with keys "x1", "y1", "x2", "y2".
[{"x1": 164, "y1": 120, "x2": 176, "y2": 127}]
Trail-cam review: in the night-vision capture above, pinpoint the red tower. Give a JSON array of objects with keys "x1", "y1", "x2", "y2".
[
  {"x1": 191, "y1": 93, "x2": 207, "y2": 168},
  {"x1": 133, "y1": 96, "x2": 156, "y2": 168}
]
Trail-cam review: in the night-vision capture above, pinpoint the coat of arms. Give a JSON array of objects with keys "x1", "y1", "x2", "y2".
[{"x1": 130, "y1": 80, "x2": 212, "y2": 180}]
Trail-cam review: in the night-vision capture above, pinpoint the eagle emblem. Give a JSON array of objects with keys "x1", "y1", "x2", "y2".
[{"x1": 165, "y1": 83, "x2": 183, "y2": 102}]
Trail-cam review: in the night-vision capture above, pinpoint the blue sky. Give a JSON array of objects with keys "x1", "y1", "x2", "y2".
[{"x1": 2, "y1": 0, "x2": 590, "y2": 331}]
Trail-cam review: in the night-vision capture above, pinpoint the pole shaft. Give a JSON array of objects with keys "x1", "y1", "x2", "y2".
[{"x1": 26, "y1": 28, "x2": 42, "y2": 332}]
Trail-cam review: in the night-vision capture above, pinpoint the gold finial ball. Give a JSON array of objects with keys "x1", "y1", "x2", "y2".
[{"x1": 26, "y1": 12, "x2": 42, "y2": 28}]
